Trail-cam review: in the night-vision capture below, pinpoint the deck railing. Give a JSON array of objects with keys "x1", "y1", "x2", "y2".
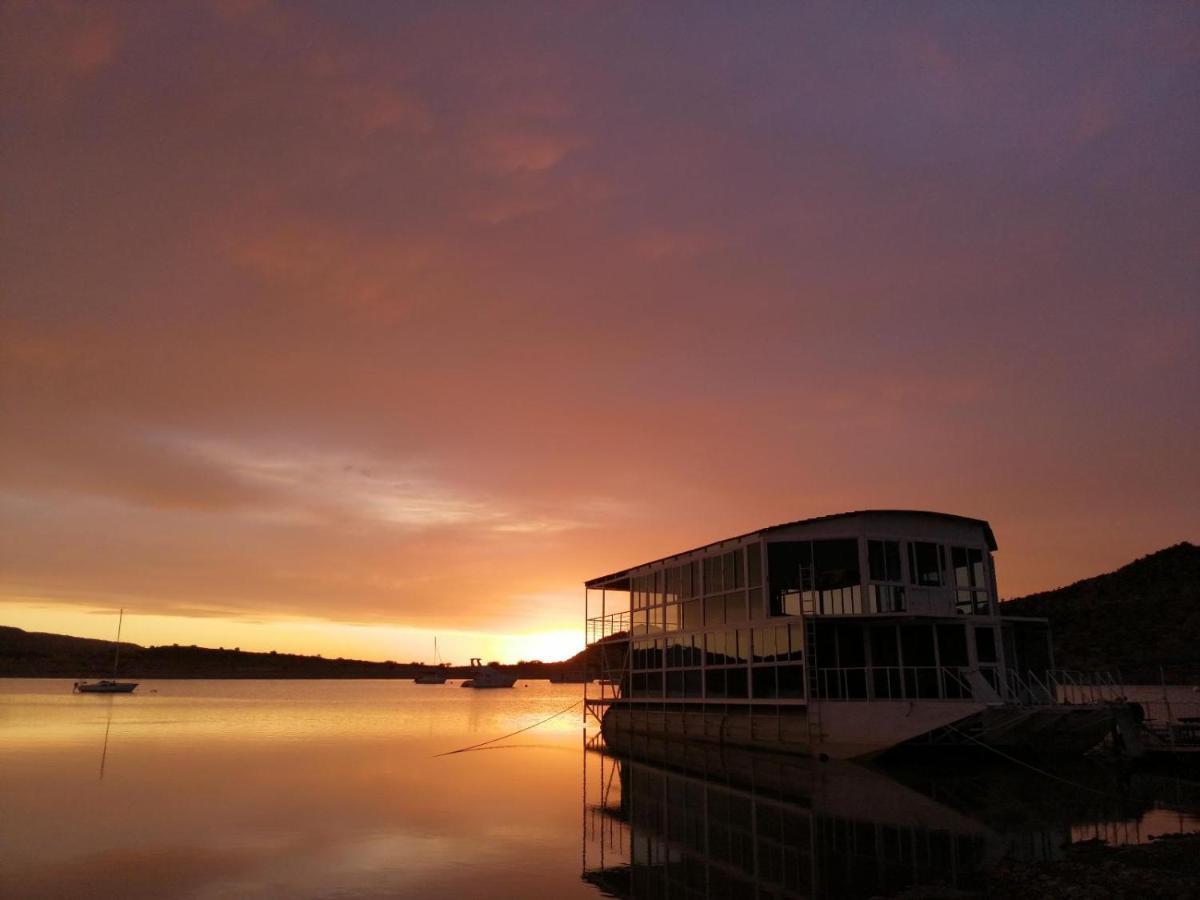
[
  {"x1": 586, "y1": 611, "x2": 632, "y2": 645},
  {"x1": 812, "y1": 665, "x2": 980, "y2": 701},
  {"x1": 1004, "y1": 669, "x2": 1125, "y2": 706}
]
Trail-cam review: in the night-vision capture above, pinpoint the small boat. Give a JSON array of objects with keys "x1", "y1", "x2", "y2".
[
  {"x1": 414, "y1": 636, "x2": 449, "y2": 684},
  {"x1": 75, "y1": 680, "x2": 138, "y2": 694},
  {"x1": 460, "y1": 658, "x2": 518, "y2": 689},
  {"x1": 74, "y1": 609, "x2": 138, "y2": 695}
]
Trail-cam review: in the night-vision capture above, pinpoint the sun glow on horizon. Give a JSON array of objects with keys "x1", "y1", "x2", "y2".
[{"x1": 0, "y1": 601, "x2": 585, "y2": 666}]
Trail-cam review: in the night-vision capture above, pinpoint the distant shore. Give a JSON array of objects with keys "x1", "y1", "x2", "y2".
[{"x1": 0, "y1": 624, "x2": 587, "y2": 680}]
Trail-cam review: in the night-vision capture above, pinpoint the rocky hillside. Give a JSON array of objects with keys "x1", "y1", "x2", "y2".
[{"x1": 1001, "y1": 542, "x2": 1199, "y2": 683}]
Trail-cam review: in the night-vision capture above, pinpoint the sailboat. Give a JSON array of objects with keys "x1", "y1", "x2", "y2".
[
  {"x1": 73, "y1": 609, "x2": 139, "y2": 694},
  {"x1": 414, "y1": 636, "x2": 449, "y2": 684}
]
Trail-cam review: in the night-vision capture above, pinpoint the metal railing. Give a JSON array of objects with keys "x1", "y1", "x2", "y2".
[
  {"x1": 586, "y1": 611, "x2": 631, "y2": 645},
  {"x1": 1003, "y1": 669, "x2": 1125, "y2": 706},
  {"x1": 812, "y1": 665, "x2": 978, "y2": 701}
]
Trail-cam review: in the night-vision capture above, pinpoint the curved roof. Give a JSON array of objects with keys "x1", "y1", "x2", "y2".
[{"x1": 585, "y1": 509, "x2": 996, "y2": 587}]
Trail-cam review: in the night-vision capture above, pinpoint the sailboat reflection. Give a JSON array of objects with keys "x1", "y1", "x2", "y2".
[
  {"x1": 99, "y1": 696, "x2": 115, "y2": 780},
  {"x1": 580, "y1": 732, "x2": 1187, "y2": 899}
]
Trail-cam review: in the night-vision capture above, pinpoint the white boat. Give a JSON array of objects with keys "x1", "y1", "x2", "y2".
[
  {"x1": 74, "y1": 609, "x2": 139, "y2": 695},
  {"x1": 414, "y1": 636, "x2": 449, "y2": 684},
  {"x1": 460, "y1": 657, "x2": 518, "y2": 689}
]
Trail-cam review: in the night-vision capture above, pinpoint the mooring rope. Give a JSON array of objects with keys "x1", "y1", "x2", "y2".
[
  {"x1": 434, "y1": 699, "x2": 583, "y2": 757},
  {"x1": 943, "y1": 722, "x2": 1117, "y2": 798}
]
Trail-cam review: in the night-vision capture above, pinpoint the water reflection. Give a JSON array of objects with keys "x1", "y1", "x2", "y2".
[
  {"x1": 582, "y1": 732, "x2": 1200, "y2": 899},
  {"x1": 3, "y1": 680, "x2": 1197, "y2": 899}
]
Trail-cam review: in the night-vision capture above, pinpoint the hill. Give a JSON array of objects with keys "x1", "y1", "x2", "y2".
[
  {"x1": 1000, "y1": 542, "x2": 1200, "y2": 683},
  {"x1": 0, "y1": 627, "x2": 577, "y2": 680}
]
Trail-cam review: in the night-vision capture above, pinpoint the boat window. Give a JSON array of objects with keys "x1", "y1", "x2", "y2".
[
  {"x1": 813, "y1": 539, "x2": 862, "y2": 614},
  {"x1": 835, "y1": 624, "x2": 867, "y2": 667},
  {"x1": 752, "y1": 667, "x2": 777, "y2": 698},
  {"x1": 767, "y1": 541, "x2": 808, "y2": 616},
  {"x1": 908, "y1": 542, "x2": 944, "y2": 587},
  {"x1": 747, "y1": 586, "x2": 765, "y2": 620},
  {"x1": 777, "y1": 665, "x2": 805, "y2": 699},
  {"x1": 704, "y1": 555, "x2": 724, "y2": 594},
  {"x1": 936, "y1": 624, "x2": 969, "y2": 667},
  {"x1": 951, "y1": 546, "x2": 990, "y2": 614},
  {"x1": 746, "y1": 542, "x2": 762, "y2": 588},
  {"x1": 870, "y1": 626, "x2": 900, "y2": 667},
  {"x1": 975, "y1": 627, "x2": 997, "y2": 663},
  {"x1": 787, "y1": 623, "x2": 805, "y2": 660},
  {"x1": 725, "y1": 550, "x2": 743, "y2": 590},
  {"x1": 726, "y1": 667, "x2": 748, "y2": 698},
  {"x1": 724, "y1": 591, "x2": 747, "y2": 624},
  {"x1": 900, "y1": 624, "x2": 936, "y2": 666},
  {"x1": 868, "y1": 584, "x2": 906, "y2": 613},
  {"x1": 868, "y1": 539, "x2": 902, "y2": 582},
  {"x1": 704, "y1": 595, "x2": 725, "y2": 627},
  {"x1": 705, "y1": 669, "x2": 726, "y2": 698}
]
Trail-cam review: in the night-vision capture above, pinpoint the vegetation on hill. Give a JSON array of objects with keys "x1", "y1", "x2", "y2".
[
  {"x1": 0, "y1": 627, "x2": 578, "y2": 680},
  {"x1": 1000, "y1": 542, "x2": 1199, "y2": 683}
]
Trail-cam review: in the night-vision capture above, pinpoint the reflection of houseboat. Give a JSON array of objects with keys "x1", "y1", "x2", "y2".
[
  {"x1": 582, "y1": 733, "x2": 1000, "y2": 899},
  {"x1": 582, "y1": 732, "x2": 1187, "y2": 899},
  {"x1": 584, "y1": 511, "x2": 1124, "y2": 760}
]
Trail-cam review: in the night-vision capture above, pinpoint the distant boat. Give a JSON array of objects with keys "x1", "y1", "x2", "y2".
[
  {"x1": 461, "y1": 657, "x2": 518, "y2": 689},
  {"x1": 75, "y1": 680, "x2": 137, "y2": 694},
  {"x1": 74, "y1": 609, "x2": 139, "y2": 695},
  {"x1": 414, "y1": 636, "x2": 449, "y2": 685}
]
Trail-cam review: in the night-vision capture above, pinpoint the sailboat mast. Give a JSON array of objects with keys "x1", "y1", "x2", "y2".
[
  {"x1": 434, "y1": 636, "x2": 439, "y2": 666},
  {"x1": 113, "y1": 608, "x2": 124, "y2": 677}
]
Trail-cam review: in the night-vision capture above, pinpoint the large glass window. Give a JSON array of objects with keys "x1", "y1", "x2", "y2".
[
  {"x1": 747, "y1": 542, "x2": 762, "y2": 589},
  {"x1": 768, "y1": 539, "x2": 862, "y2": 616},
  {"x1": 908, "y1": 542, "x2": 944, "y2": 587},
  {"x1": 951, "y1": 546, "x2": 991, "y2": 615},
  {"x1": 813, "y1": 539, "x2": 862, "y2": 614},
  {"x1": 767, "y1": 541, "x2": 807, "y2": 616},
  {"x1": 868, "y1": 540, "x2": 902, "y2": 582}
]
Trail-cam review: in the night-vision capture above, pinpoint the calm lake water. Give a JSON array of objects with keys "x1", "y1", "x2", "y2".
[{"x1": 2, "y1": 679, "x2": 1198, "y2": 899}]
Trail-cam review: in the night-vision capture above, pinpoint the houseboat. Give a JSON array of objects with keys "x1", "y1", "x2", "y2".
[{"x1": 583, "y1": 510, "x2": 1125, "y2": 760}]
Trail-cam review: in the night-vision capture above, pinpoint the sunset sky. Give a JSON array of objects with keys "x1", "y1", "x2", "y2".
[{"x1": 1, "y1": 2, "x2": 1197, "y2": 664}]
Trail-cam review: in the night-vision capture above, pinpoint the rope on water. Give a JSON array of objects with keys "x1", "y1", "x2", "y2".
[
  {"x1": 943, "y1": 722, "x2": 1116, "y2": 798},
  {"x1": 434, "y1": 699, "x2": 583, "y2": 757}
]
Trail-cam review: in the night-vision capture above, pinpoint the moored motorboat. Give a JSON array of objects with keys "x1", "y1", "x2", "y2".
[{"x1": 461, "y1": 658, "x2": 518, "y2": 689}]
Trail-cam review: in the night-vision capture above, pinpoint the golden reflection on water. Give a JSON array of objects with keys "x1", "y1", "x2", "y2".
[{"x1": 0, "y1": 679, "x2": 594, "y2": 900}]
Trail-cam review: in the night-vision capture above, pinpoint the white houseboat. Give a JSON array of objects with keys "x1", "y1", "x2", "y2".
[{"x1": 584, "y1": 510, "x2": 1124, "y2": 760}]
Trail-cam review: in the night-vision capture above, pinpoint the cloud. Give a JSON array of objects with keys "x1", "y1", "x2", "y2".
[{"x1": 1, "y1": 3, "x2": 1198, "y2": 659}]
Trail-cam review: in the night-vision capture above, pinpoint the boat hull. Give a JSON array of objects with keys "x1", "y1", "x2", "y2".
[
  {"x1": 75, "y1": 681, "x2": 138, "y2": 694},
  {"x1": 598, "y1": 699, "x2": 1117, "y2": 760}
]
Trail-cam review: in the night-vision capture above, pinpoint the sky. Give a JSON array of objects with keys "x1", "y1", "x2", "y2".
[{"x1": 1, "y1": 1, "x2": 1198, "y2": 664}]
